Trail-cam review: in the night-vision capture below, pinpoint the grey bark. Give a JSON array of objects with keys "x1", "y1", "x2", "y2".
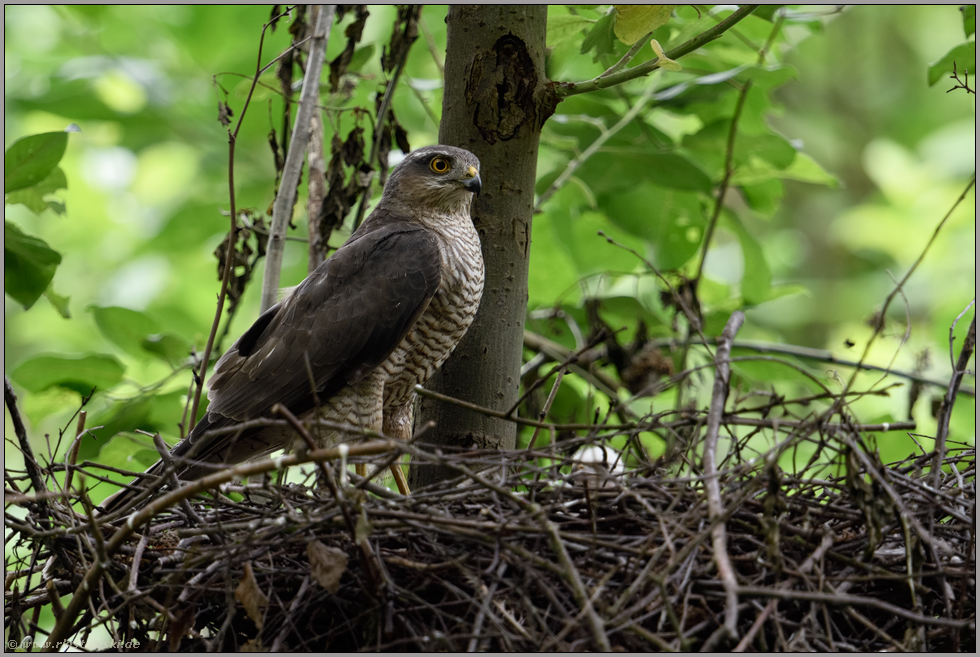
[
  {"x1": 261, "y1": 5, "x2": 335, "y2": 312},
  {"x1": 411, "y1": 6, "x2": 553, "y2": 488}
]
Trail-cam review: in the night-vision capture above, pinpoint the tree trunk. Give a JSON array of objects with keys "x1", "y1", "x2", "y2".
[{"x1": 411, "y1": 6, "x2": 553, "y2": 488}]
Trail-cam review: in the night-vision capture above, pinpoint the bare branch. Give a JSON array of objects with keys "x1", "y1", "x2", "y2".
[
  {"x1": 554, "y1": 5, "x2": 760, "y2": 98},
  {"x1": 703, "y1": 311, "x2": 745, "y2": 640},
  {"x1": 262, "y1": 5, "x2": 336, "y2": 312}
]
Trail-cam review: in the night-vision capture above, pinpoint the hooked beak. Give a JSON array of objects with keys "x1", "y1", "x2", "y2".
[{"x1": 461, "y1": 165, "x2": 482, "y2": 196}]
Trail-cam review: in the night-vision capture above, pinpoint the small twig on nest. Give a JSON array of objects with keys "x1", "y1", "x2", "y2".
[
  {"x1": 704, "y1": 310, "x2": 744, "y2": 642},
  {"x1": 42, "y1": 438, "x2": 397, "y2": 650},
  {"x1": 733, "y1": 530, "x2": 835, "y2": 651},
  {"x1": 272, "y1": 403, "x2": 386, "y2": 588},
  {"x1": 5, "y1": 377, "x2": 50, "y2": 516}
]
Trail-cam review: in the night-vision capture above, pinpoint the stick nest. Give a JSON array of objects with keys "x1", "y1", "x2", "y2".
[{"x1": 6, "y1": 426, "x2": 975, "y2": 651}]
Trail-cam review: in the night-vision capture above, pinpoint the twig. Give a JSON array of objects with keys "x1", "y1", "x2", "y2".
[
  {"x1": 735, "y1": 586, "x2": 972, "y2": 628},
  {"x1": 190, "y1": 6, "x2": 303, "y2": 432},
  {"x1": 947, "y1": 61, "x2": 975, "y2": 95},
  {"x1": 418, "y1": 13, "x2": 444, "y2": 77},
  {"x1": 932, "y1": 314, "x2": 975, "y2": 491},
  {"x1": 843, "y1": 173, "x2": 975, "y2": 395},
  {"x1": 261, "y1": 4, "x2": 336, "y2": 312},
  {"x1": 61, "y1": 411, "x2": 86, "y2": 496},
  {"x1": 352, "y1": 8, "x2": 418, "y2": 231},
  {"x1": 733, "y1": 531, "x2": 835, "y2": 651},
  {"x1": 519, "y1": 330, "x2": 622, "y2": 401},
  {"x1": 42, "y1": 438, "x2": 397, "y2": 650},
  {"x1": 703, "y1": 311, "x2": 744, "y2": 640},
  {"x1": 536, "y1": 73, "x2": 660, "y2": 212},
  {"x1": 306, "y1": 96, "x2": 328, "y2": 271},
  {"x1": 597, "y1": 31, "x2": 653, "y2": 80},
  {"x1": 524, "y1": 367, "x2": 567, "y2": 453},
  {"x1": 127, "y1": 532, "x2": 149, "y2": 593},
  {"x1": 555, "y1": 5, "x2": 760, "y2": 97},
  {"x1": 540, "y1": 513, "x2": 612, "y2": 651},
  {"x1": 5, "y1": 377, "x2": 49, "y2": 508}
]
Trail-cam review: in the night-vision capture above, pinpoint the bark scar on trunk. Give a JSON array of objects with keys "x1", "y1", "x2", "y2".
[{"x1": 465, "y1": 34, "x2": 538, "y2": 144}]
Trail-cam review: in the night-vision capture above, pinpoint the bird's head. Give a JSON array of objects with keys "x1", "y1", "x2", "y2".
[{"x1": 382, "y1": 145, "x2": 482, "y2": 216}]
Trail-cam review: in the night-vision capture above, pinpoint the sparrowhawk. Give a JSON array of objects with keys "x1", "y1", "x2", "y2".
[{"x1": 104, "y1": 145, "x2": 484, "y2": 512}]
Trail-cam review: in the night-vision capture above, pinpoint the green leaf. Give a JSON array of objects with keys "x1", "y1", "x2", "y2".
[
  {"x1": 600, "y1": 183, "x2": 705, "y2": 270},
  {"x1": 723, "y1": 211, "x2": 771, "y2": 306},
  {"x1": 580, "y1": 9, "x2": 617, "y2": 61},
  {"x1": 776, "y1": 152, "x2": 839, "y2": 187},
  {"x1": 962, "y1": 5, "x2": 975, "y2": 38},
  {"x1": 578, "y1": 150, "x2": 712, "y2": 195},
  {"x1": 10, "y1": 353, "x2": 125, "y2": 395},
  {"x1": 741, "y1": 178, "x2": 784, "y2": 217},
  {"x1": 740, "y1": 134, "x2": 797, "y2": 170},
  {"x1": 528, "y1": 186, "x2": 591, "y2": 307},
  {"x1": 927, "y1": 41, "x2": 975, "y2": 86},
  {"x1": 347, "y1": 44, "x2": 375, "y2": 73},
  {"x1": 4, "y1": 167, "x2": 69, "y2": 214},
  {"x1": 90, "y1": 306, "x2": 161, "y2": 358},
  {"x1": 547, "y1": 14, "x2": 593, "y2": 48},
  {"x1": 762, "y1": 283, "x2": 809, "y2": 303},
  {"x1": 730, "y1": 357, "x2": 823, "y2": 393},
  {"x1": 141, "y1": 333, "x2": 191, "y2": 364},
  {"x1": 754, "y1": 5, "x2": 785, "y2": 22},
  {"x1": 88, "y1": 389, "x2": 187, "y2": 463},
  {"x1": 4, "y1": 187, "x2": 48, "y2": 214},
  {"x1": 554, "y1": 209, "x2": 649, "y2": 278},
  {"x1": 613, "y1": 5, "x2": 676, "y2": 45},
  {"x1": 4, "y1": 221, "x2": 62, "y2": 309},
  {"x1": 44, "y1": 287, "x2": 72, "y2": 318},
  {"x1": 4, "y1": 132, "x2": 69, "y2": 193}
]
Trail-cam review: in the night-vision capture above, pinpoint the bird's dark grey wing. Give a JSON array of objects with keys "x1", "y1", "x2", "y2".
[
  {"x1": 101, "y1": 222, "x2": 442, "y2": 515},
  {"x1": 209, "y1": 222, "x2": 441, "y2": 421}
]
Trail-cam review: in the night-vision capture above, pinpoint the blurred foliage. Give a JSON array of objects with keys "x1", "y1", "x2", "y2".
[{"x1": 4, "y1": 6, "x2": 975, "y2": 489}]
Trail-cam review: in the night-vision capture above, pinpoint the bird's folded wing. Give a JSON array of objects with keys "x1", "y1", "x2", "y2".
[{"x1": 205, "y1": 222, "x2": 442, "y2": 424}]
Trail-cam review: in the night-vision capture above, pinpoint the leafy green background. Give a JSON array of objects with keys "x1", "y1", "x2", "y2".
[{"x1": 5, "y1": 6, "x2": 975, "y2": 487}]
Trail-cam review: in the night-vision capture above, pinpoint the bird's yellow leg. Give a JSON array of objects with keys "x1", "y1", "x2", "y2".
[
  {"x1": 356, "y1": 463, "x2": 366, "y2": 477},
  {"x1": 389, "y1": 460, "x2": 411, "y2": 495},
  {"x1": 382, "y1": 403, "x2": 413, "y2": 495}
]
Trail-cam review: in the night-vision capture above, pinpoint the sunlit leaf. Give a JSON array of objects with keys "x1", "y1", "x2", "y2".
[
  {"x1": 927, "y1": 41, "x2": 975, "y2": 86},
  {"x1": 44, "y1": 287, "x2": 72, "y2": 318},
  {"x1": 10, "y1": 353, "x2": 124, "y2": 396},
  {"x1": 775, "y1": 152, "x2": 839, "y2": 187},
  {"x1": 649, "y1": 38, "x2": 682, "y2": 71},
  {"x1": 4, "y1": 132, "x2": 69, "y2": 193},
  {"x1": 613, "y1": 5, "x2": 676, "y2": 45},
  {"x1": 4, "y1": 167, "x2": 69, "y2": 214}
]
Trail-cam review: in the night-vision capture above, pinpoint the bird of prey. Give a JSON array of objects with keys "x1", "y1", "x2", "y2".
[{"x1": 104, "y1": 145, "x2": 484, "y2": 513}]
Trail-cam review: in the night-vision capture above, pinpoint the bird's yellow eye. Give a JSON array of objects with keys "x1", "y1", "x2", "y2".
[{"x1": 429, "y1": 156, "x2": 451, "y2": 174}]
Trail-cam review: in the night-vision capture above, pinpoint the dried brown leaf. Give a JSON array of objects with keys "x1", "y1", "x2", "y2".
[
  {"x1": 307, "y1": 540, "x2": 349, "y2": 593},
  {"x1": 235, "y1": 561, "x2": 268, "y2": 630},
  {"x1": 167, "y1": 605, "x2": 197, "y2": 652}
]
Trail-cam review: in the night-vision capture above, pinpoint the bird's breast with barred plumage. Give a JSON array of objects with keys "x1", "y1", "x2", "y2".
[{"x1": 381, "y1": 215, "x2": 484, "y2": 410}]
